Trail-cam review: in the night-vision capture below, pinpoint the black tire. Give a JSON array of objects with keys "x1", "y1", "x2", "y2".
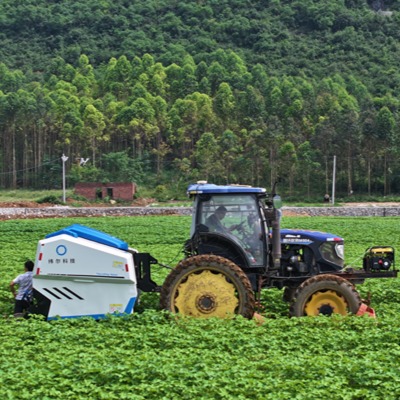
[
  {"x1": 282, "y1": 287, "x2": 297, "y2": 303},
  {"x1": 160, "y1": 254, "x2": 255, "y2": 319},
  {"x1": 290, "y1": 274, "x2": 361, "y2": 317}
]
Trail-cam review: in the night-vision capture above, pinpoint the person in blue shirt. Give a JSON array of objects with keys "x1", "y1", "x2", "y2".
[{"x1": 10, "y1": 260, "x2": 34, "y2": 318}]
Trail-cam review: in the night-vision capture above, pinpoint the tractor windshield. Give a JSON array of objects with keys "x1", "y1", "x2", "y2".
[{"x1": 196, "y1": 194, "x2": 265, "y2": 265}]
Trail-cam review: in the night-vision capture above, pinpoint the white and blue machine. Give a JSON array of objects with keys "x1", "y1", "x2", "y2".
[{"x1": 31, "y1": 224, "x2": 158, "y2": 320}]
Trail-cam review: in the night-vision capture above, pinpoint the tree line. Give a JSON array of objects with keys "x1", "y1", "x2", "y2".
[
  {"x1": 1, "y1": 0, "x2": 400, "y2": 99},
  {"x1": 1, "y1": 0, "x2": 400, "y2": 198},
  {"x1": 0, "y1": 51, "x2": 399, "y2": 198}
]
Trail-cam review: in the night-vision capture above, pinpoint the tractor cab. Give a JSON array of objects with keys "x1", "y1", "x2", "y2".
[
  {"x1": 186, "y1": 182, "x2": 346, "y2": 278},
  {"x1": 187, "y1": 182, "x2": 270, "y2": 269}
]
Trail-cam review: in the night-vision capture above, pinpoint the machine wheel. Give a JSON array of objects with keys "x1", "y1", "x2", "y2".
[
  {"x1": 290, "y1": 274, "x2": 361, "y2": 317},
  {"x1": 160, "y1": 254, "x2": 255, "y2": 318}
]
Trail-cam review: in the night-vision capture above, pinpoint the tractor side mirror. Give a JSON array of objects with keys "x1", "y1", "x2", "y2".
[{"x1": 273, "y1": 195, "x2": 282, "y2": 209}]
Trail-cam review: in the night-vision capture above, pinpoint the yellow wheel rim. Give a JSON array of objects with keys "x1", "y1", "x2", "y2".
[
  {"x1": 174, "y1": 269, "x2": 239, "y2": 318},
  {"x1": 304, "y1": 290, "x2": 348, "y2": 316}
]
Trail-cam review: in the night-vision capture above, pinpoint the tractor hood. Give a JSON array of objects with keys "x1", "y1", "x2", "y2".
[{"x1": 281, "y1": 229, "x2": 344, "y2": 244}]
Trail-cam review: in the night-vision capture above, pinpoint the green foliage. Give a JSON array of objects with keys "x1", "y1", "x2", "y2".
[
  {"x1": 0, "y1": 216, "x2": 400, "y2": 398},
  {"x1": 68, "y1": 164, "x2": 102, "y2": 184},
  {"x1": 154, "y1": 184, "x2": 169, "y2": 202},
  {"x1": 1, "y1": 1, "x2": 400, "y2": 199},
  {"x1": 0, "y1": 189, "x2": 70, "y2": 202},
  {"x1": 36, "y1": 194, "x2": 63, "y2": 204}
]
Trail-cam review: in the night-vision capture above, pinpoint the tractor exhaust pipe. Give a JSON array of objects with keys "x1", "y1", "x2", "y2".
[{"x1": 271, "y1": 195, "x2": 282, "y2": 269}]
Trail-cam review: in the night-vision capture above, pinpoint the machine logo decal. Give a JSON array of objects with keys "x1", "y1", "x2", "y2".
[
  {"x1": 112, "y1": 261, "x2": 124, "y2": 270},
  {"x1": 282, "y1": 238, "x2": 312, "y2": 244},
  {"x1": 109, "y1": 304, "x2": 123, "y2": 313},
  {"x1": 56, "y1": 245, "x2": 67, "y2": 256}
]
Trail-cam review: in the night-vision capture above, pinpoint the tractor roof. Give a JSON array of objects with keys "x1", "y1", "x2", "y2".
[{"x1": 187, "y1": 182, "x2": 267, "y2": 196}]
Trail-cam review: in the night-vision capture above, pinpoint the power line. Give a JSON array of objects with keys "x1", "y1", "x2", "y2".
[{"x1": 0, "y1": 158, "x2": 60, "y2": 176}]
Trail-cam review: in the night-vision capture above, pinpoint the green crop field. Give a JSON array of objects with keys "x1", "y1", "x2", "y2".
[{"x1": 1, "y1": 216, "x2": 400, "y2": 399}]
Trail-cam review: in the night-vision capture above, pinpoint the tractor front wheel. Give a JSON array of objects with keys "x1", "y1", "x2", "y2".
[
  {"x1": 290, "y1": 274, "x2": 361, "y2": 317},
  {"x1": 160, "y1": 255, "x2": 255, "y2": 318}
]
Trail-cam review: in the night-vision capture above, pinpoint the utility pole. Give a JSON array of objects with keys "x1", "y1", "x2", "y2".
[
  {"x1": 61, "y1": 154, "x2": 69, "y2": 203},
  {"x1": 332, "y1": 155, "x2": 336, "y2": 205}
]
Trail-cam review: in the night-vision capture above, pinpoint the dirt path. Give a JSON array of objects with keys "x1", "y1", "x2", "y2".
[{"x1": 343, "y1": 202, "x2": 400, "y2": 207}]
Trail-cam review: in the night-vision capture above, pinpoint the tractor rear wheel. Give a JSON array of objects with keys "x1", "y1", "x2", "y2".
[
  {"x1": 290, "y1": 274, "x2": 361, "y2": 317},
  {"x1": 160, "y1": 255, "x2": 255, "y2": 318}
]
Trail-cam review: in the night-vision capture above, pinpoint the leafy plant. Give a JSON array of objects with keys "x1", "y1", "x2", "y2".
[
  {"x1": 0, "y1": 215, "x2": 400, "y2": 398},
  {"x1": 36, "y1": 194, "x2": 63, "y2": 204}
]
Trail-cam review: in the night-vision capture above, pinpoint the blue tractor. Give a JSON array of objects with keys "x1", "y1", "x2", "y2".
[{"x1": 159, "y1": 182, "x2": 396, "y2": 318}]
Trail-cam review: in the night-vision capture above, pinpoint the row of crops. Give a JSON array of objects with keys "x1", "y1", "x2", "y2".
[{"x1": 1, "y1": 215, "x2": 400, "y2": 399}]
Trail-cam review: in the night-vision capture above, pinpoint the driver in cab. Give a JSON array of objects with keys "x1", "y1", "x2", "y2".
[{"x1": 206, "y1": 206, "x2": 239, "y2": 234}]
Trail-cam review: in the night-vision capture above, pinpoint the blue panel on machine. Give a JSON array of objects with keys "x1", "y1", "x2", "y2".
[{"x1": 45, "y1": 224, "x2": 129, "y2": 250}]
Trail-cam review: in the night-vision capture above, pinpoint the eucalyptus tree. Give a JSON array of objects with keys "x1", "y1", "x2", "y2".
[
  {"x1": 236, "y1": 85, "x2": 266, "y2": 130},
  {"x1": 0, "y1": 87, "x2": 44, "y2": 188},
  {"x1": 0, "y1": 63, "x2": 25, "y2": 93},
  {"x1": 196, "y1": 61, "x2": 211, "y2": 95},
  {"x1": 0, "y1": 92, "x2": 19, "y2": 188},
  {"x1": 297, "y1": 141, "x2": 321, "y2": 199},
  {"x1": 45, "y1": 57, "x2": 76, "y2": 84},
  {"x1": 238, "y1": 127, "x2": 270, "y2": 187},
  {"x1": 360, "y1": 110, "x2": 378, "y2": 195},
  {"x1": 131, "y1": 56, "x2": 144, "y2": 81},
  {"x1": 30, "y1": 84, "x2": 56, "y2": 187},
  {"x1": 186, "y1": 91, "x2": 216, "y2": 144},
  {"x1": 195, "y1": 61, "x2": 208, "y2": 83},
  {"x1": 278, "y1": 140, "x2": 298, "y2": 196},
  {"x1": 375, "y1": 106, "x2": 396, "y2": 195},
  {"x1": 72, "y1": 55, "x2": 96, "y2": 95},
  {"x1": 222, "y1": 50, "x2": 251, "y2": 91},
  {"x1": 193, "y1": 131, "x2": 222, "y2": 181},
  {"x1": 207, "y1": 61, "x2": 228, "y2": 95},
  {"x1": 48, "y1": 80, "x2": 83, "y2": 159},
  {"x1": 311, "y1": 78, "x2": 351, "y2": 194},
  {"x1": 102, "y1": 56, "x2": 132, "y2": 100},
  {"x1": 331, "y1": 84, "x2": 361, "y2": 196},
  {"x1": 264, "y1": 78, "x2": 283, "y2": 117},
  {"x1": 219, "y1": 129, "x2": 242, "y2": 183},
  {"x1": 213, "y1": 82, "x2": 235, "y2": 131},
  {"x1": 180, "y1": 64, "x2": 199, "y2": 97},
  {"x1": 128, "y1": 97, "x2": 158, "y2": 158},
  {"x1": 164, "y1": 100, "x2": 188, "y2": 151},
  {"x1": 312, "y1": 118, "x2": 337, "y2": 195},
  {"x1": 164, "y1": 63, "x2": 183, "y2": 102},
  {"x1": 12, "y1": 89, "x2": 39, "y2": 188},
  {"x1": 83, "y1": 104, "x2": 107, "y2": 167},
  {"x1": 147, "y1": 62, "x2": 168, "y2": 98},
  {"x1": 167, "y1": 92, "x2": 215, "y2": 164},
  {"x1": 103, "y1": 95, "x2": 128, "y2": 153},
  {"x1": 151, "y1": 95, "x2": 170, "y2": 177}
]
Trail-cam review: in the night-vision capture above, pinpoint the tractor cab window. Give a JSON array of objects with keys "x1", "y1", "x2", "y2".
[{"x1": 197, "y1": 194, "x2": 265, "y2": 265}]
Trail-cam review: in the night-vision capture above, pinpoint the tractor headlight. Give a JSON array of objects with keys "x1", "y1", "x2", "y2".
[
  {"x1": 319, "y1": 242, "x2": 345, "y2": 267},
  {"x1": 335, "y1": 244, "x2": 344, "y2": 260}
]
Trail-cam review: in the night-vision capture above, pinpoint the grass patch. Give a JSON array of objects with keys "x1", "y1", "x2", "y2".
[{"x1": 0, "y1": 189, "x2": 72, "y2": 202}]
